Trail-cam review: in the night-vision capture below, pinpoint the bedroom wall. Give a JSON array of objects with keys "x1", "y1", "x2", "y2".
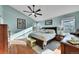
[
  {"x1": 53, "y1": 11, "x2": 79, "y2": 31},
  {"x1": 0, "y1": 5, "x2": 4, "y2": 24},
  {"x1": 38, "y1": 11, "x2": 79, "y2": 30},
  {"x1": 37, "y1": 19, "x2": 54, "y2": 28},
  {"x1": 36, "y1": 16, "x2": 61, "y2": 28},
  {"x1": 37, "y1": 11, "x2": 79, "y2": 34},
  {"x1": 2, "y1": 5, "x2": 35, "y2": 34},
  {"x1": 0, "y1": 5, "x2": 3, "y2": 16}
]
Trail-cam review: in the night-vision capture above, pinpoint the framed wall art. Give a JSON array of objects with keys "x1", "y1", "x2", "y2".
[
  {"x1": 17, "y1": 18, "x2": 26, "y2": 29},
  {"x1": 45, "y1": 20, "x2": 52, "y2": 25}
]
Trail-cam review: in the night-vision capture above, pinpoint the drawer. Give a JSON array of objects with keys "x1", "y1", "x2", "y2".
[{"x1": 65, "y1": 45, "x2": 79, "y2": 54}]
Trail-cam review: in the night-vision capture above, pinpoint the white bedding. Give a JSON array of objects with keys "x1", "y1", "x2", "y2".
[
  {"x1": 29, "y1": 31, "x2": 56, "y2": 46},
  {"x1": 30, "y1": 32, "x2": 56, "y2": 41}
]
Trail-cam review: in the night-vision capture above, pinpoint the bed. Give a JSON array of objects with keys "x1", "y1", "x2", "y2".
[{"x1": 29, "y1": 27, "x2": 57, "y2": 49}]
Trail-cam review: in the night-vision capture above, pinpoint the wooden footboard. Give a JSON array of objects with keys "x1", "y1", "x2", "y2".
[
  {"x1": 31, "y1": 37, "x2": 44, "y2": 49},
  {"x1": 31, "y1": 37, "x2": 54, "y2": 49},
  {"x1": 30, "y1": 37, "x2": 54, "y2": 49},
  {"x1": 35, "y1": 38, "x2": 54, "y2": 49},
  {"x1": 35, "y1": 39, "x2": 44, "y2": 49}
]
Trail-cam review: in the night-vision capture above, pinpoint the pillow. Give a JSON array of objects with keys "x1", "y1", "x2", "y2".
[
  {"x1": 39, "y1": 29, "x2": 55, "y2": 33},
  {"x1": 45, "y1": 29, "x2": 55, "y2": 33},
  {"x1": 61, "y1": 33, "x2": 71, "y2": 42}
]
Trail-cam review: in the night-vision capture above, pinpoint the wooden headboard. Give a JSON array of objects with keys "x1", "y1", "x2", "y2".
[{"x1": 42, "y1": 27, "x2": 57, "y2": 34}]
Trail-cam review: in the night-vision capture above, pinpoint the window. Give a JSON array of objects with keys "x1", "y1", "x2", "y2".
[{"x1": 61, "y1": 16, "x2": 75, "y2": 33}]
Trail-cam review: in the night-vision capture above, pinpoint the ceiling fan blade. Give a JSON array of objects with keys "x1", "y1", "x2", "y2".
[
  {"x1": 28, "y1": 14, "x2": 32, "y2": 16},
  {"x1": 33, "y1": 5, "x2": 35, "y2": 11},
  {"x1": 34, "y1": 14, "x2": 37, "y2": 17},
  {"x1": 36, "y1": 13, "x2": 42, "y2": 16},
  {"x1": 23, "y1": 10, "x2": 32, "y2": 13},
  {"x1": 27, "y1": 6, "x2": 33, "y2": 11},
  {"x1": 36, "y1": 9, "x2": 41, "y2": 12}
]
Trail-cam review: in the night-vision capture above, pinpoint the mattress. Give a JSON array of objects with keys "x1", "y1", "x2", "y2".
[
  {"x1": 29, "y1": 31, "x2": 56, "y2": 46},
  {"x1": 30, "y1": 32, "x2": 56, "y2": 41}
]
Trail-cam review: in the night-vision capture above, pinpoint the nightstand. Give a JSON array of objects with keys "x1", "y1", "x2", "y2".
[
  {"x1": 54, "y1": 35, "x2": 64, "y2": 41},
  {"x1": 61, "y1": 42, "x2": 79, "y2": 54}
]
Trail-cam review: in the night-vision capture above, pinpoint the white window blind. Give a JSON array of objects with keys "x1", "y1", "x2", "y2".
[{"x1": 61, "y1": 16, "x2": 75, "y2": 33}]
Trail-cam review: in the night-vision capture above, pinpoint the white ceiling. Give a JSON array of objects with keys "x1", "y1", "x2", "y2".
[{"x1": 10, "y1": 5, "x2": 79, "y2": 21}]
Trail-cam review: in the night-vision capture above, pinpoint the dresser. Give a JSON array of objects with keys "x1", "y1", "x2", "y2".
[
  {"x1": 0, "y1": 24, "x2": 8, "y2": 53},
  {"x1": 61, "y1": 42, "x2": 79, "y2": 54}
]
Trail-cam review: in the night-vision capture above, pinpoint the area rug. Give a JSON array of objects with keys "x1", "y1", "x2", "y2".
[{"x1": 32, "y1": 41, "x2": 60, "y2": 54}]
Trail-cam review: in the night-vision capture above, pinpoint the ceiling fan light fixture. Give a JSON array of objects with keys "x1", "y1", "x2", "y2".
[
  {"x1": 32, "y1": 13, "x2": 35, "y2": 15},
  {"x1": 23, "y1": 5, "x2": 42, "y2": 18}
]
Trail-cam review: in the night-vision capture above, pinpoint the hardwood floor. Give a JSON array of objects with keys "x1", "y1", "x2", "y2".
[
  {"x1": 7, "y1": 40, "x2": 61, "y2": 54},
  {"x1": 8, "y1": 44, "x2": 35, "y2": 54}
]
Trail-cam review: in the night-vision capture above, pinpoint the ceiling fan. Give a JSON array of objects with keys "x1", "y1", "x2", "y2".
[{"x1": 23, "y1": 5, "x2": 42, "y2": 17}]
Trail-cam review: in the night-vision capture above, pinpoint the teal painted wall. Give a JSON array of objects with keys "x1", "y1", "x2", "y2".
[
  {"x1": 37, "y1": 11, "x2": 79, "y2": 33},
  {"x1": 52, "y1": 11, "x2": 79, "y2": 31},
  {"x1": 0, "y1": 5, "x2": 3, "y2": 23},
  {"x1": 0, "y1": 5, "x2": 3, "y2": 16},
  {"x1": 2, "y1": 5, "x2": 35, "y2": 34},
  {"x1": 1, "y1": 5, "x2": 79, "y2": 34}
]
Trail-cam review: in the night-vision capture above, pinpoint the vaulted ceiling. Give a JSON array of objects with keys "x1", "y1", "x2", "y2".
[{"x1": 10, "y1": 5, "x2": 79, "y2": 21}]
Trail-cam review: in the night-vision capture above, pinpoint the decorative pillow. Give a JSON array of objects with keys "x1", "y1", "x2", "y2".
[
  {"x1": 61, "y1": 33, "x2": 71, "y2": 42},
  {"x1": 39, "y1": 29, "x2": 55, "y2": 33},
  {"x1": 45, "y1": 29, "x2": 55, "y2": 33}
]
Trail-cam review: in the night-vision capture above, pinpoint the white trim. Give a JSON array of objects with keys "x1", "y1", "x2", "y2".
[{"x1": 9, "y1": 27, "x2": 33, "y2": 40}]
